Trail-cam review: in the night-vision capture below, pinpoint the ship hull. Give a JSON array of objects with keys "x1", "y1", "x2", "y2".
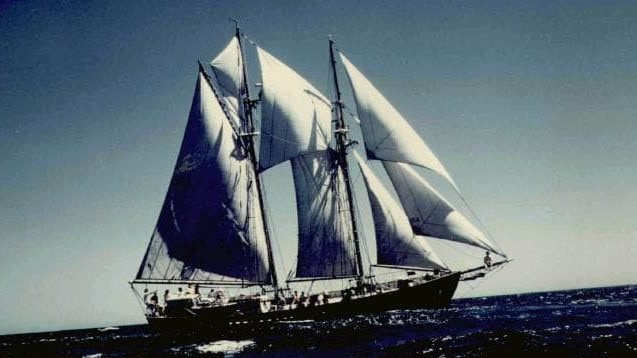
[{"x1": 147, "y1": 272, "x2": 461, "y2": 332}]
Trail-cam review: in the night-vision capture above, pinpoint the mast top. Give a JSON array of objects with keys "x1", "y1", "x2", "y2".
[{"x1": 229, "y1": 17, "x2": 240, "y2": 31}]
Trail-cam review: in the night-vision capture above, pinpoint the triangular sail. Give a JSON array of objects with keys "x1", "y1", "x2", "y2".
[
  {"x1": 291, "y1": 150, "x2": 358, "y2": 278},
  {"x1": 257, "y1": 47, "x2": 332, "y2": 171},
  {"x1": 338, "y1": 52, "x2": 459, "y2": 192},
  {"x1": 382, "y1": 161, "x2": 503, "y2": 255},
  {"x1": 354, "y1": 152, "x2": 447, "y2": 270},
  {"x1": 210, "y1": 37, "x2": 244, "y2": 129},
  {"x1": 135, "y1": 71, "x2": 271, "y2": 284}
]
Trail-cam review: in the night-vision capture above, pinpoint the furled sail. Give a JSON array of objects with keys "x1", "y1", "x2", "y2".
[
  {"x1": 354, "y1": 152, "x2": 447, "y2": 270},
  {"x1": 210, "y1": 37, "x2": 244, "y2": 129},
  {"x1": 257, "y1": 47, "x2": 332, "y2": 171},
  {"x1": 291, "y1": 150, "x2": 358, "y2": 278},
  {"x1": 338, "y1": 52, "x2": 459, "y2": 192},
  {"x1": 135, "y1": 71, "x2": 271, "y2": 284},
  {"x1": 382, "y1": 161, "x2": 503, "y2": 255}
]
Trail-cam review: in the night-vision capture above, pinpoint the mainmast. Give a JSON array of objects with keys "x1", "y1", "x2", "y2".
[
  {"x1": 329, "y1": 38, "x2": 365, "y2": 279},
  {"x1": 234, "y1": 22, "x2": 279, "y2": 290}
]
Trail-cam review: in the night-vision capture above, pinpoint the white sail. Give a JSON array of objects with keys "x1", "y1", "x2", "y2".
[
  {"x1": 257, "y1": 47, "x2": 332, "y2": 171},
  {"x1": 210, "y1": 37, "x2": 244, "y2": 129},
  {"x1": 136, "y1": 71, "x2": 271, "y2": 284},
  {"x1": 291, "y1": 150, "x2": 358, "y2": 278},
  {"x1": 339, "y1": 52, "x2": 459, "y2": 192},
  {"x1": 382, "y1": 161, "x2": 503, "y2": 255},
  {"x1": 354, "y1": 152, "x2": 447, "y2": 270}
]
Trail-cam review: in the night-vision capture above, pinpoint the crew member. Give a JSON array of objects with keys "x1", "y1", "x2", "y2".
[{"x1": 484, "y1": 251, "x2": 492, "y2": 270}]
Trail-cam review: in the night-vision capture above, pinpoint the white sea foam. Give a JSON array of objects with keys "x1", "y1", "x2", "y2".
[
  {"x1": 195, "y1": 340, "x2": 255, "y2": 354},
  {"x1": 591, "y1": 334, "x2": 614, "y2": 340},
  {"x1": 97, "y1": 326, "x2": 119, "y2": 332},
  {"x1": 589, "y1": 319, "x2": 637, "y2": 328},
  {"x1": 545, "y1": 326, "x2": 563, "y2": 332},
  {"x1": 82, "y1": 354, "x2": 102, "y2": 358}
]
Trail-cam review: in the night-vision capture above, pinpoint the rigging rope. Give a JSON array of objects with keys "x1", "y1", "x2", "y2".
[{"x1": 457, "y1": 193, "x2": 507, "y2": 257}]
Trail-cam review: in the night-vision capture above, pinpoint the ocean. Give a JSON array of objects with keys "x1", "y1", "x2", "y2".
[{"x1": 1, "y1": 285, "x2": 635, "y2": 357}]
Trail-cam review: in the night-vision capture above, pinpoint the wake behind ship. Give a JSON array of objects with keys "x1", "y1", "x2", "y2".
[{"x1": 130, "y1": 25, "x2": 509, "y2": 331}]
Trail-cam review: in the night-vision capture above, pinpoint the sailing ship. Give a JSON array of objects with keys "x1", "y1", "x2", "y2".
[{"x1": 131, "y1": 26, "x2": 509, "y2": 331}]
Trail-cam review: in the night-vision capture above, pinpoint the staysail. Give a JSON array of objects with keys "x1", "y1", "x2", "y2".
[
  {"x1": 257, "y1": 47, "x2": 332, "y2": 171},
  {"x1": 291, "y1": 150, "x2": 358, "y2": 278},
  {"x1": 135, "y1": 71, "x2": 271, "y2": 284},
  {"x1": 338, "y1": 52, "x2": 459, "y2": 192},
  {"x1": 210, "y1": 37, "x2": 244, "y2": 129},
  {"x1": 382, "y1": 161, "x2": 503, "y2": 255},
  {"x1": 354, "y1": 152, "x2": 447, "y2": 270}
]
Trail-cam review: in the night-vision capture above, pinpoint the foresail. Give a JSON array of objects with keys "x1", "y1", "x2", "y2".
[
  {"x1": 338, "y1": 52, "x2": 459, "y2": 192},
  {"x1": 136, "y1": 71, "x2": 271, "y2": 284},
  {"x1": 257, "y1": 47, "x2": 332, "y2": 171},
  {"x1": 210, "y1": 37, "x2": 244, "y2": 129},
  {"x1": 354, "y1": 152, "x2": 447, "y2": 270},
  {"x1": 291, "y1": 150, "x2": 358, "y2": 278},
  {"x1": 382, "y1": 161, "x2": 503, "y2": 255}
]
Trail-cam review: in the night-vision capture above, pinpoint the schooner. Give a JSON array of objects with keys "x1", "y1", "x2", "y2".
[{"x1": 130, "y1": 26, "x2": 509, "y2": 330}]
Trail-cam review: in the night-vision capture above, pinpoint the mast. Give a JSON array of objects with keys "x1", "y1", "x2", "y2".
[
  {"x1": 234, "y1": 22, "x2": 279, "y2": 289},
  {"x1": 329, "y1": 38, "x2": 365, "y2": 279}
]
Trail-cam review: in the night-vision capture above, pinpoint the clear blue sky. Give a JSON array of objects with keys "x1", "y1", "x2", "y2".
[{"x1": 1, "y1": 0, "x2": 636, "y2": 335}]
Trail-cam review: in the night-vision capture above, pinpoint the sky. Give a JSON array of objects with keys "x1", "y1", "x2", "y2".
[{"x1": 1, "y1": 0, "x2": 636, "y2": 335}]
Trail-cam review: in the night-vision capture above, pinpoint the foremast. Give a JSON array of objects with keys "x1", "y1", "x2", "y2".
[
  {"x1": 233, "y1": 23, "x2": 279, "y2": 290},
  {"x1": 329, "y1": 38, "x2": 365, "y2": 280}
]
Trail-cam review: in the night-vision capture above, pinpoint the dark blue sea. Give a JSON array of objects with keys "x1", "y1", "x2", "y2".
[{"x1": 1, "y1": 285, "x2": 635, "y2": 357}]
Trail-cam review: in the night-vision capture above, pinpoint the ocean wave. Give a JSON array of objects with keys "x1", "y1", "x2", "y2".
[{"x1": 195, "y1": 340, "x2": 255, "y2": 354}]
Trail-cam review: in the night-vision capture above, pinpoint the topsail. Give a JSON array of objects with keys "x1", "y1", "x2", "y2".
[
  {"x1": 135, "y1": 71, "x2": 271, "y2": 284},
  {"x1": 257, "y1": 47, "x2": 332, "y2": 171},
  {"x1": 210, "y1": 37, "x2": 244, "y2": 129}
]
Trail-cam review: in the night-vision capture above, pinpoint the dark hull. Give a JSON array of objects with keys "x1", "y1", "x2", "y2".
[{"x1": 147, "y1": 272, "x2": 461, "y2": 332}]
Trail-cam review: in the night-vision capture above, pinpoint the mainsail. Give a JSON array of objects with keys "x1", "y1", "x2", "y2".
[
  {"x1": 135, "y1": 71, "x2": 271, "y2": 284},
  {"x1": 355, "y1": 153, "x2": 447, "y2": 270},
  {"x1": 291, "y1": 150, "x2": 358, "y2": 278},
  {"x1": 382, "y1": 161, "x2": 503, "y2": 255},
  {"x1": 338, "y1": 52, "x2": 459, "y2": 192},
  {"x1": 257, "y1": 47, "x2": 333, "y2": 171}
]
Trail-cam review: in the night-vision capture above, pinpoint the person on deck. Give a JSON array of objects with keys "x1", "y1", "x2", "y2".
[
  {"x1": 143, "y1": 289, "x2": 157, "y2": 316},
  {"x1": 484, "y1": 251, "x2": 492, "y2": 270},
  {"x1": 215, "y1": 289, "x2": 226, "y2": 304}
]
